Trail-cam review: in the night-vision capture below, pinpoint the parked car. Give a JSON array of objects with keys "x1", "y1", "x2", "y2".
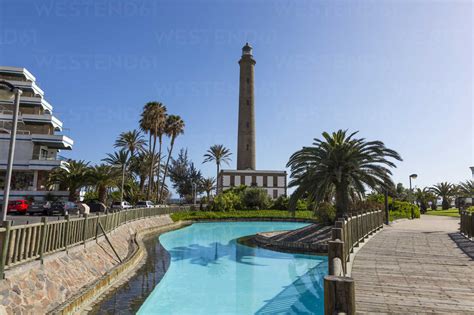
[
  {"x1": 136, "y1": 200, "x2": 155, "y2": 208},
  {"x1": 86, "y1": 200, "x2": 107, "y2": 213},
  {"x1": 47, "y1": 201, "x2": 79, "y2": 216},
  {"x1": 111, "y1": 201, "x2": 133, "y2": 210},
  {"x1": 7, "y1": 200, "x2": 29, "y2": 215},
  {"x1": 27, "y1": 201, "x2": 50, "y2": 215}
]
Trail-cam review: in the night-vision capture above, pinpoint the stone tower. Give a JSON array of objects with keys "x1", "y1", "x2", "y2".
[{"x1": 237, "y1": 43, "x2": 256, "y2": 170}]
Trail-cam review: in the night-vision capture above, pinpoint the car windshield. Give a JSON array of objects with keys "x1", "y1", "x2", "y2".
[
  {"x1": 137, "y1": 202, "x2": 146, "y2": 205},
  {"x1": 112, "y1": 202, "x2": 121, "y2": 205}
]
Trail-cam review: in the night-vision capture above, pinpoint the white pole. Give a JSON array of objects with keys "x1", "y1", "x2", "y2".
[{"x1": 1, "y1": 88, "x2": 22, "y2": 222}]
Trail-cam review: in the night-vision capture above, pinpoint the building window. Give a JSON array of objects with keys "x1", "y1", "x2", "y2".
[{"x1": 273, "y1": 189, "x2": 278, "y2": 199}]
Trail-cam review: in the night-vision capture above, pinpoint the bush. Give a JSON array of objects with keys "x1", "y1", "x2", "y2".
[
  {"x1": 272, "y1": 196, "x2": 289, "y2": 210},
  {"x1": 390, "y1": 200, "x2": 420, "y2": 220},
  {"x1": 170, "y1": 210, "x2": 316, "y2": 222},
  {"x1": 467, "y1": 206, "x2": 474, "y2": 212},
  {"x1": 242, "y1": 188, "x2": 271, "y2": 210},
  {"x1": 315, "y1": 202, "x2": 336, "y2": 224},
  {"x1": 210, "y1": 191, "x2": 241, "y2": 211}
]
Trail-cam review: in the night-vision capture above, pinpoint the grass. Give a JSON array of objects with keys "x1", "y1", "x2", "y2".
[
  {"x1": 425, "y1": 208, "x2": 460, "y2": 218},
  {"x1": 170, "y1": 210, "x2": 316, "y2": 222}
]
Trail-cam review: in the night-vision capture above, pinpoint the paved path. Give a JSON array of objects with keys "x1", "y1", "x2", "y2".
[{"x1": 351, "y1": 215, "x2": 474, "y2": 314}]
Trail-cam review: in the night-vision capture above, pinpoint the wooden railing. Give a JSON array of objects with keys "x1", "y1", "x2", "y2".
[
  {"x1": 460, "y1": 210, "x2": 473, "y2": 240},
  {"x1": 324, "y1": 209, "x2": 384, "y2": 315},
  {"x1": 0, "y1": 206, "x2": 187, "y2": 278}
]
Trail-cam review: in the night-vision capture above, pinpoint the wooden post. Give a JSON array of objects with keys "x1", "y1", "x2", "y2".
[
  {"x1": 0, "y1": 221, "x2": 12, "y2": 279},
  {"x1": 64, "y1": 215, "x2": 70, "y2": 253},
  {"x1": 38, "y1": 217, "x2": 47, "y2": 264},
  {"x1": 82, "y1": 213, "x2": 88, "y2": 248},
  {"x1": 324, "y1": 275, "x2": 355, "y2": 315},
  {"x1": 328, "y1": 239, "x2": 345, "y2": 276}
]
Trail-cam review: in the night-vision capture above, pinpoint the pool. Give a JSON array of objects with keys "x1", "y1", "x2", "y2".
[{"x1": 138, "y1": 221, "x2": 327, "y2": 314}]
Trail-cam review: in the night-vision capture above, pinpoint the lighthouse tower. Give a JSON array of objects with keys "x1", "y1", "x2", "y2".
[{"x1": 237, "y1": 43, "x2": 256, "y2": 170}]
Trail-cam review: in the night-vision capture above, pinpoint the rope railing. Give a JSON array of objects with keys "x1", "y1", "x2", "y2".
[
  {"x1": 0, "y1": 206, "x2": 188, "y2": 278},
  {"x1": 324, "y1": 209, "x2": 384, "y2": 315}
]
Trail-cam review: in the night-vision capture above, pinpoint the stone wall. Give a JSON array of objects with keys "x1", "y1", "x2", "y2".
[{"x1": 0, "y1": 215, "x2": 175, "y2": 314}]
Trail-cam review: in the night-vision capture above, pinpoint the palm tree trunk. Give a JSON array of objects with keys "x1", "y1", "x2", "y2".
[
  {"x1": 155, "y1": 136, "x2": 163, "y2": 201},
  {"x1": 158, "y1": 136, "x2": 175, "y2": 204},
  {"x1": 216, "y1": 163, "x2": 220, "y2": 195},
  {"x1": 98, "y1": 186, "x2": 107, "y2": 204},
  {"x1": 335, "y1": 182, "x2": 349, "y2": 219},
  {"x1": 147, "y1": 134, "x2": 157, "y2": 199}
]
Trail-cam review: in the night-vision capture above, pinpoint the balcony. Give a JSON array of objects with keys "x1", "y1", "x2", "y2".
[
  {"x1": 0, "y1": 112, "x2": 63, "y2": 131},
  {"x1": 0, "y1": 96, "x2": 53, "y2": 113},
  {"x1": 5, "y1": 80, "x2": 44, "y2": 97},
  {"x1": 0, "y1": 133, "x2": 73, "y2": 150},
  {"x1": 0, "y1": 66, "x2": 36, "y2": 82}
]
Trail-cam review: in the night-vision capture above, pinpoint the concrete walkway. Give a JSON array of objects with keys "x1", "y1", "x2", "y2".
[{"x1": 351, "y1": 215, "x2": 474, "y2": 314}]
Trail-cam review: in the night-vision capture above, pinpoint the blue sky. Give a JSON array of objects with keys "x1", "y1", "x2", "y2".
[{"x1": 1, "y1": 0, "x2": 472, "y2": 192}]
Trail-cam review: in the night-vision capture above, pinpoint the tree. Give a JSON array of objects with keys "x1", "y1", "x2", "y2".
[
  {"x1": 103, "y1": 149, "x2": 130, "y2": 203},
  {"x1": 459, "y1": 180, "x2": 474, "y2": 197},
  {"x1": 415, "y1": 188, "x2": 434, "y2": 214},
  {"x1": 140, "y1": 102, "x2": 167, "y2": 199},
  {"x1": 47, "y1": 160, "x2": 90, "y2": 201},
  {"x1": 201, "y1": 177, "x2": 216, "y2": 200},
  {"x1": 158, "y1": 115, "x2": 185, "y2": 203},
  {"x1": 169, "y1": 149, "x2": 203, "y2": 201},
  {"x1": 114, "y1": 129, "x2": 146, "y2": 157},
  {"x1": 88, "y1": 164, "x2": 120, "y2": 204},
  {"x1": 430, "y1": 182, "x2": 455, "y2": 210},
  {"x1": 203, "y1": 144, "x2": 232, "y2": 194},
  {"x1": 286, "y1": 130, "x2": 402, "y2": 218}
]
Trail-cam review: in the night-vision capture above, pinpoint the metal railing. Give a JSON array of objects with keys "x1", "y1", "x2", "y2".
[
  {"x1": 460, "y1": 210, "x2": 473, "y2": 240},
  {"x1": 324, "y1": 209, "x2": 384, "y2": 315},
  {"x1": 0, "y1": 206, "x2": 188, "y2": 278}
]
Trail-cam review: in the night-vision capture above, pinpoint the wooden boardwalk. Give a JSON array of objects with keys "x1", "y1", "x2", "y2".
[{"x1": 351, "y1": 215, "x2": 474, "y2": 314}]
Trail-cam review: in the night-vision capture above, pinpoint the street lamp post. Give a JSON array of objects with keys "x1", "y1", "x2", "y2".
[
  {"x1": 192, "y1": 182, "x2": 197, "y2": 206},
  {"x1": 409, "y1": 173, "x2": 418, "y2": 219},
  {"x1": 0, "y1": 81, "x2": 23, "y2": 222}
]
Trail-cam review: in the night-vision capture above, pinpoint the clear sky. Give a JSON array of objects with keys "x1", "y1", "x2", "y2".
[{"x1": 1, "y1": 0, "x2": 472, "y2": 192}]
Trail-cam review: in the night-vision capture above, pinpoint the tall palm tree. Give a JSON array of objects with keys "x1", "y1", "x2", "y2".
[
  {"x1": 415, "y1": 187, "x2": 434, "y2": 214},
  {"x1": 129, "y1": 151, "x2": 155, "y2": 192},
  {"x1": 287, "y1": 130, "x2": 402, "y2": 218},
  {"x1": 203, "y1": 144, "x2": 232, "y2": 194},
  {"x1": 103, "y1": 150, "x2": 130, "y2": 203},
  {"x1": 459, "y1": 180, "x2": 474, "y2": 197},
  {"x1": 201, "y1": 177, "x2": 216, "y2": 200},
  {"x1": 47, "y1": 160, "x2": 90, "y2": 201},
  {"x1": 114, "y1": 129, "x2": 146, "y2": 157},
  {"x1": 88, "y1": 164, "x2": 120, "y2": 204},
  {"x1": 140, "y1": 102, "x2": 167, "y2": 198},
  {"x1": 430, "y1": 182, "x2": 455, "y2": 210},
  {"x1": 158, "y1": 115, "x2": 185, "y2": 203}
]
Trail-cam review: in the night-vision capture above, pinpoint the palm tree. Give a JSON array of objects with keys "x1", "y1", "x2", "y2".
[
  {"x1": 158, "y1": 115, "x2": 185, "y2": 203},
  {"x1": 459, "y1": 180, "x2": 474, "y2": 197},
  {"x1": 47, "y1": 160, "x2": 90, "y2": 201},
  {"x1": 89, "y1": 164, "x2": 120, "y2": 204},
  {"x1": 287, "y1": 130, "x2": 402, "y2": 218},
  {"x1": 430, "y1": 182, "x2": 455, "y2": 210},
  {"x1": 203, "y1": 145, "x2": 232, "y2": 194},
  {"x1": 140, "y1": 102, "x2": 167, "y2": 198},
  {"x1": 114, "y1": 130, "x2": 146, "y2": 157},
  {"x1": 103, "y1": 150, "x2": 130, "y2": 203},
  {"x1": 415, "y1": 188, "x2": 434, "y2": 214},
  {"x1": 201, "y1": 177, "x2": 216, "y2": 200},
  {"x1": 129, "y1": 152, "x2": 155, "y2": 192}
]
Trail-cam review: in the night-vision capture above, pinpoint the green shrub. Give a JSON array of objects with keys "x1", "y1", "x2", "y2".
[
  {"x1": 272, "y1": 196, "x2": 289, "y2": 210},
  {"x1": 242, "y1": 188, "x2": 271, "y2": 210},
  {"x1": 296, "y1": 199, "x2": 309, "y2": 211},
  {"x1": 390, "y1": 200, "x2": 420, "y2": 220},
  {"x1": 210, "y1": 191, "x2": 241, "y2": 211},
  {"x1": 170, "y1": 210, "x2": 316, "y2": 222},
  {"x1": 315, "y1": 202, "x2": 336, "y2": 224},
  {"x1": 467, "y1": 206, "x2": 474, "y2": 212}
]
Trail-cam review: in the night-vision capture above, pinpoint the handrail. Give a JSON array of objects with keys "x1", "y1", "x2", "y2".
[
  {"x1": 324, "y1": 209, "x2": 384, "y2": 315},
  {"x1": 0, "y1": 206, "x2": 188, "y2": 278}
]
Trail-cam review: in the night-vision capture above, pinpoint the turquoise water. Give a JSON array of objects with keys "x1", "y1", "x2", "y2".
[{"x1": 138, "y1": 222, "x2": 327, "y2": 315}]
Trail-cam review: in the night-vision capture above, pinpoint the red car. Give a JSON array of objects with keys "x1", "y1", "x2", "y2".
[{"x1": 7, "y1": 200, "x2": 29, "y2": 214}]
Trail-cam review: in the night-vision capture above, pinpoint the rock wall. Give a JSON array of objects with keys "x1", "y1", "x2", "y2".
[{"x1": 0, "y1": 215, "x2": 175, "y2": 314}]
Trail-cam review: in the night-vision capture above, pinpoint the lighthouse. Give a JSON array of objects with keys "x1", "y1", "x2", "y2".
[{"x1": 237, "y1": 43, "x2": 256, "y2": 170}]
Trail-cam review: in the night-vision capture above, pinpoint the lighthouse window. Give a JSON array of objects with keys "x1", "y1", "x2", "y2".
[
  {"x1": 246, "y1": 144, "x2": 249, "y2": 151},
  {"x1": 246, "y1": 78, "x2": 250, "y2": 84},
  {"x1": 246, "y1": 100, "x2": 250, "y2": 106},
  {"x1": 246, "y1": 121, "x2": 249, "y2": 128}
]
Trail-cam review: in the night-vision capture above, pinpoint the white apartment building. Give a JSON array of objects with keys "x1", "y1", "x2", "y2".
[{"x1": 0, "y1": 66, "x2": 73, "y2": 201}]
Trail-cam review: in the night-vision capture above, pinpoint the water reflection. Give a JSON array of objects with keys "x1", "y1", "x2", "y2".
[{"x1": 89, "y1": 237, "x2": 169, "y2": 314}]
